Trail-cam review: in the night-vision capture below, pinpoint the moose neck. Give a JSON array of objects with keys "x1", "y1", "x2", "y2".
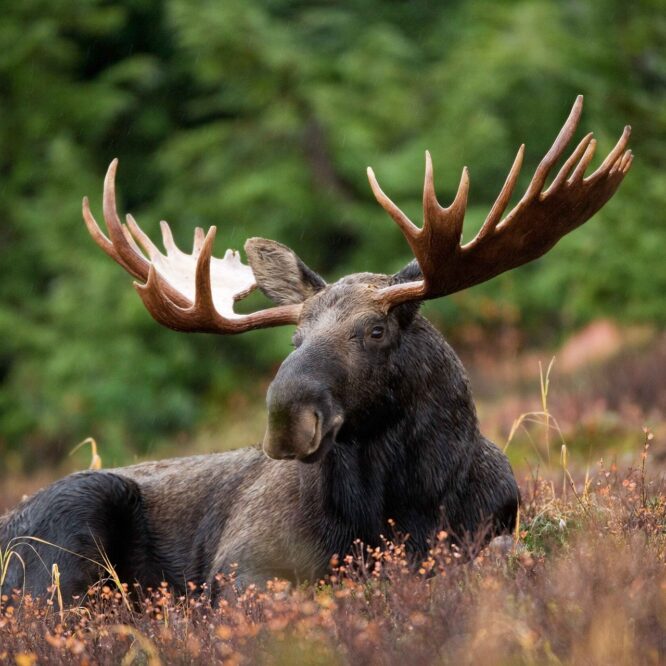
[{"x1": 299, "y1": 314, "x2": 481, "y2": 553}]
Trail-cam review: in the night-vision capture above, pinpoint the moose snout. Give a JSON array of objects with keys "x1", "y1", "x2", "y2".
[
  {"x1": 263, "y1": 405, "x2": 323, "y2": 460},
  {"x1": 263, "y1": 344, "x2": 346, "y2": 461}
]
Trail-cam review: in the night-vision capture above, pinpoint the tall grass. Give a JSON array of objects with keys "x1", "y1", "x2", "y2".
[
  {"x1": 0, "y1": 440, "x2": 663, "y2": 665},
  {"x1": 0, "y1": 360, "x2": 663, "y2": 664}
]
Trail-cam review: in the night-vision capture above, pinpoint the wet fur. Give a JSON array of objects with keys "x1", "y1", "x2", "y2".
[{"x1": 0, "y1": 267, "x2": 519, "y2": 599}]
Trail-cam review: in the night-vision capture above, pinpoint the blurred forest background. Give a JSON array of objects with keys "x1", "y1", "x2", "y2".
[{"x1": 0, "y1": 0, "x2": 664, "y2": 474}]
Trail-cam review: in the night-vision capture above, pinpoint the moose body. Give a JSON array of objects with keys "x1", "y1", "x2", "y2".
[
  {"x1": 0, "y1": 96, "x2": 631, "y2": 600},
  {"x1": 1, "y1": 276, "x2": 517, "y2": 598}
]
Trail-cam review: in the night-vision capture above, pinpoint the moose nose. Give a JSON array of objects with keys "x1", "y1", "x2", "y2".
[
  {"x1": 263, "y1": 344, "x2": 344, "y2": 460},
  {"x1": 263, "y1": 406, "x2": 322, "y2": 460}
]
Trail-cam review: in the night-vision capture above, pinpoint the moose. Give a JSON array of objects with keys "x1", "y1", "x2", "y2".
[{"x1": 1, "y1": 97, "x2": 631, "y2": 600}]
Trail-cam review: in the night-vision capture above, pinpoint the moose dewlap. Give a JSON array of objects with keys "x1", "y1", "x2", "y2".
[{"x1": 0, "y1": 96, "x2": 631, "y2": 599}]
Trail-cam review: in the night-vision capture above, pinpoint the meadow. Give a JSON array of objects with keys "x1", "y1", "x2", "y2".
[{"x1": 1, "y1": 321, "x2": 663, "y2": 665}]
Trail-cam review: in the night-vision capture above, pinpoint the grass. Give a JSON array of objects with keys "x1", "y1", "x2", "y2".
[
  {"x1": 0, "y1": 346, "x2": 663, "y2": 665},
  {"x1": 68, "y1": 438, "x2": 103, "y2": 471},
  {"x1": 0, "y1": 533, "x2": 133, "y2": 615},
  {"x1": 0, "y1": 435, "x2": 664, "y2": 665}
]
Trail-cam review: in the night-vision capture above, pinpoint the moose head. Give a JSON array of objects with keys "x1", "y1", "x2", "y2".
[{"x1": 83, "y1": 96, "x2": 632, "y2": 463}]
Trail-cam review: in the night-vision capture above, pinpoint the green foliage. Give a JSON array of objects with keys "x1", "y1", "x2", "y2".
[
  {"x1": 520, "y1": 514, "x2": 572, "y2": 556},
  {"x1": 0, "y1": 0, "x2": 664, "y2": 467}
]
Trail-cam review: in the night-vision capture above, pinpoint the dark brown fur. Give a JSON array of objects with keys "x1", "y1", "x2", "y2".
[{"x1": 0, "y1": 253, "x2": 519, "y2": 599}]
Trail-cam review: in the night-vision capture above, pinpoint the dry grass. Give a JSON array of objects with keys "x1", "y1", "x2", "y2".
[
  {"x1": 1, "y1": 442, "x2": 665, "y2": 666},
  {"x1": 462, "y1": 325, "x2": 666, "y2": 458},
  {"x1": 1, "y1": 330, "x2": 664, "y2": 664}
]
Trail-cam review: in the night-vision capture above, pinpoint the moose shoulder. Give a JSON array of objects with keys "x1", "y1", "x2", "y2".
[{"x1": 0, "y1": 96, "x2": 632, "y2": 600}]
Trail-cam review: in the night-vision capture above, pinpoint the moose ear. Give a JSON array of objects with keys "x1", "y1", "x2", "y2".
[
  {"x1": 392, "y1": 259, "x2": 423, "y2": 284},
  {"x1": 244, "y1": 238, "x2": 326, "y2": 305}
]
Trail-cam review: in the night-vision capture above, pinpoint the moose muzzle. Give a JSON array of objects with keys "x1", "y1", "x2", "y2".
[
  {"x1": 262, "y1": 364, "x2": 344, "y2": 462},
  {"x1": 263, "y1": 405, "x2": 323, "y2": 460}
]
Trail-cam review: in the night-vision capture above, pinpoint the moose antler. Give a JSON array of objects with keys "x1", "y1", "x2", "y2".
[
  {"x1": 368, "y1": 95, "x2": 633, "y2": 307},
  {"x1": 84, "y1": 96, "x2": 631, "y2": 333},
  {"x1": 82, "y1": 159, "x2": 301, "y2": 333}
]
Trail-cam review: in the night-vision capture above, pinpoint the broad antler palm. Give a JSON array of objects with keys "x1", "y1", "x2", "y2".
[{"x1": 83, "y1": 160, "x2": 301, "y2": 333}]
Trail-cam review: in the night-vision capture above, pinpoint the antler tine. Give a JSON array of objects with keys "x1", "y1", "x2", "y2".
[
  {"x1": 82, "y1": 180, "x2": 148, "y2": 281},
  {"x1": 423, "y1": 151, "x2": 469, "y2": 248},
  {"x1": 470, "y1": 144, "x2": 525, "y2": 246},
  {"x1": 193, "y1": 227, "x2": 206, "y2": 255},
  {"x1": 121, "y1": 223, "x2": 145, "y2": 257},
  {"x1": 194, "y1": 227, "x2": 217, "y2": 311},
  {"x1": 619, "y1": 149, "x2": 633, "y2": 174},
  {"x1": 367, "y1": 167, "x2": 420, "y2": 241},
  {"x1": 587, "y1": 125, "x2": 632, "y2": 183},
  {"x1": 126, "y1": 213, "x2": 163, "y2": 261},
  {"x1": 544, "y1": 132, "x2": 594, "y2": 195},
  {"x1": 524, "y1": 95, "x2": 583, "y2": 200},
  {"x1": 101, "y1": 160, "x2": 152, "y2": 279},
  {"x1": 568, "y1": 137, "x2": 597, "y2": 183},
  {"x1": 82, "y1": 195, "x2": 134, "y2": 274},
  {"x1": 160, "y1": 220, "x2": 182, "y2": 258}
]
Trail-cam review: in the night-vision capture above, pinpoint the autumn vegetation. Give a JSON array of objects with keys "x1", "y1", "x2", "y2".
[
  {"x1": 1, "y1": 333, "x2": 664, "y2": 665},
  {"x1": 1, "y1": 430, "x2": 664, "y2": 665}
]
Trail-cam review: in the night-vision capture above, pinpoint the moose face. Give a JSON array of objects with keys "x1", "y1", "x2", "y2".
[
  {"x1": 245, "y1": 239, "x2": 417, "y2": 461},
  {"x1": 263, "y1": 276, "x2": 421, "y2": 461}
]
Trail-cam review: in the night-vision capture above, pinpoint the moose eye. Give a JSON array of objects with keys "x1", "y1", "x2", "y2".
[{"x1": 369, "y1": 325, "x2": 385, "y2": 340}]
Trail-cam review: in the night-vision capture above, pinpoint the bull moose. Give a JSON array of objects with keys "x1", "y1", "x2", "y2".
[{"x1": 1, "y1": 96, "x2": 632, "y2": 600}]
